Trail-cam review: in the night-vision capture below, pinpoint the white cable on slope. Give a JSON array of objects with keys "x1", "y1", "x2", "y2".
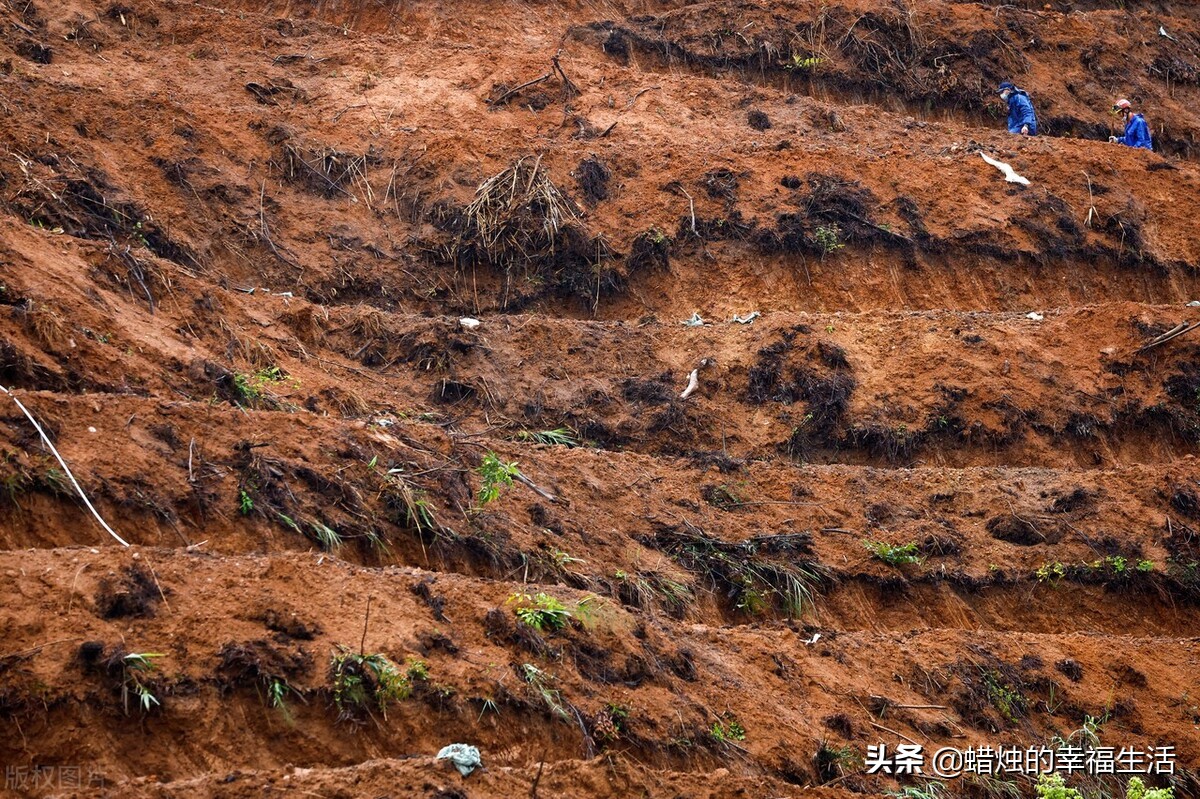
[{"x1": 0, "y1": 384, "x2": 130, "y2": 547}]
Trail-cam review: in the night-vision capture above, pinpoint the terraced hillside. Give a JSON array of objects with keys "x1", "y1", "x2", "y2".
[{"x1": 1, "y1": 0, "x2": 1199, "y2": 797}]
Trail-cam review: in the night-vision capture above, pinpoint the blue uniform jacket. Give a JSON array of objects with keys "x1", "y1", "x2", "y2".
[
  {"x1": 1118, "y1": 113, "x2": 1152, "y2": 150},
  {"x1": 1006, "y1": 91, "x2": 1038, "y2": 135}
]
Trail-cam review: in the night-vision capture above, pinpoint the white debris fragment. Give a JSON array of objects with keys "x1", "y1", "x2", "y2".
[
  {"x1": 459, "y1": 317, "x2": 481, "y2": 331},
  {"x1": 1187, "y1": 300, "x2": 1200, "y2": 307},
  {"x1": 979, "y1": 151, "x2": 1030, "y2": 185},
  {"x1": 804, "y1": 633, "x2": 821, "y2": 645},
  {"x1": 1026, "y1": 312, "x2": 1044, "y2": 321},
  {"x1": 680, "y1": 369, "x2": 701, "y2": 400},
  {"x1": 679, "y1": 358, "x2": 715, "y2": 400},
  {"x1": 437, "y1": 743, "x2": 482, "y2": 776},
  {"x1": 681, "y1": 312, "x2": 708, "y2": 327},
  {"x1": 731, "y1": 311, "x2": 760, "y2": 324}
]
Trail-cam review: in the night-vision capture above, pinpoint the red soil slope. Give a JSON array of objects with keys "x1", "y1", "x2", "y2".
[{"x1": 1, "y1": 0, "x2": 1199, "y2": 797}]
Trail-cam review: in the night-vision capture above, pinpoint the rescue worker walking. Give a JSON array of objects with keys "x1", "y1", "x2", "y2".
[
  {"x1": 998, "y1": 81, "x2": 1037, "y2": 136},
  {"x1": 1109, "y1": 99, "x2": 1153, "y2": 150}
]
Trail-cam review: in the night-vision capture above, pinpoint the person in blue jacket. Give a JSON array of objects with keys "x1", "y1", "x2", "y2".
[
  {"x1": 1109, "y1": 99, "x2": 1152, "y2": 150},
  {"x1": 998, "y1": 81, "x2": 1037, "y2": 136}
]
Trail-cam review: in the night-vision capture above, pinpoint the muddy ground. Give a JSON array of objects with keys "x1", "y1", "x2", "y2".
[{"x1": 1, "y1": 0, "x2": 1199, "y2": 797}]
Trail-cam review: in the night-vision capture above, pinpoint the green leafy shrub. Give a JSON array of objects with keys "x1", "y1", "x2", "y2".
[
  {"x1": 476, "y1": 452, "x2": 519, "y2": 505},
  {"x1": 1126, "y1": 777, "x2": 1173, "y2": 799},
  {"x1": 515, "y1": 428, "x2": 578, "y2": 447},
  {"x1": 864, "y1": 539, "x2": 923, "y2": 566},
  {"x1": 814, "y1": 223, "x2": 845, "y2": 255},
  {"x1": 1036, "y1": 774, "x2": 1082, "y2": 799},
  {"x1": 121, "y1": 652, "x2": 164, "y2": 715},
  {"x1": 785, "y1": 54, "x2": 824, "y2": 71},
  {"x1": 1036, "y1": 561, "x2": 1066, "y2": 583},
  {"x1": 710, "y1": 712, "x2": 746, "y2": 742},
  {"x1": 329, "y1": 646, "x2": 410, "y2": 720},
  {"x1": 507, "y1": 591, "x2": 570, "y2": 631}
]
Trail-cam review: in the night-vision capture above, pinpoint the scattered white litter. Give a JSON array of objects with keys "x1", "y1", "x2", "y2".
[
  {"x1": 731, "y1": 311, "x2": 760, "y2": 324},
  {"x1": 459, "y1": 317, "x2": 481, "y2": 331},
  {"x1": 1026, "y1": 312, "x2": 1044, "y2": 321},
  {"x1": 437, "y1": 743, "x2": 482, "y2": 776},
  {"x1": 804, "y1": 633, "x2": 821, "y2": 645},
  {"x1": 88, "y1": 426, "x2": 97, "y2": 433},
  {"x1": 1187, "y1": 300, "x2": 1200, "y2": 307},
  {"x1": 1160, "y1": 26, "x2": 1179, "y2": 42},
  {"x1": 681, "y1": 312, "x2": 708, "y2": 327},
  {"x1": 980, "y1": 151, "x2": 1030, "y2": 185}
]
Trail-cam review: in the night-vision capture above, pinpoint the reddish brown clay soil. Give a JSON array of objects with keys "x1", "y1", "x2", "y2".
[{"x1": 2, "y1": 0, "x2": 1200, "y2": 797}]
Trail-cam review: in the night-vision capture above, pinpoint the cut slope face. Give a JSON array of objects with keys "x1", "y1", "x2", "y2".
[{"x1": 0, "y1": 1, "x2": 1199, "y2": 798}]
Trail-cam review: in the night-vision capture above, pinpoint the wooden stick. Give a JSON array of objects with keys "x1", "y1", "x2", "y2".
[
  {"x1": 624, "y1": 85, "x2": 660, "y2": 110},
  {"x1": 491, "y1": 74, "x2": 551, "y2": 106},
  {"x1": 869, "y1": 696, "x2": 948, "y2": 710},
  {"x1": 869, "y1": 720, "x2": 922, "y2": 746},
  {"x1": 529, "y1": 756, "x2": 546, "y2": 799},
  {"x1": 514, "y1": 470, "x2": 559, "y2": 504}
]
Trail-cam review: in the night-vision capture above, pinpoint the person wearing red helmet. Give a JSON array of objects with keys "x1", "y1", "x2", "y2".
[{"x1": 1109, "y1": 99, "x2": 1152, "y2": 150}]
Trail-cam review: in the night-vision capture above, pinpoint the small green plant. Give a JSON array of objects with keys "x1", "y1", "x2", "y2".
[
  {"x1": 238, "y1": 489, "x2": 254, "y2": 515},
  {"x1": 1126, "y1": 777, "x2": 1173, "y2": 799},
  {"x1": 593, "y1": 703, "x2": 628, "y2": 744},
  {"x1": 864, "y1": 539, "x2": 923, "y2": 566},
  {"x1": 521, "y1": 663, "x2": 568, "y2": 719},
  {"x1": 265, "y1": 677, "x2": 295, "y2": 721},
  {"x1": 1036, "y1": 560, "x2": 1066, "y2": 584},
  {"x1": 309, "y1": 520, "x2": 343, "y2": 552},
  {"x1": 121, "y1": 652, "x2": 164, "y2": 715},
  {"x1": 702, "y1": 483, "x2": 744, "y2": 510},
  {"x1": 43, "y1": 467, "x2": 70, "y2": 496},
  {"x1": 516, "y1": 428, "x2": 578, "y2": 447},
  {"x1": 233, "y1": 365, "x2": 295, "y2": 405},
  {"x1": 329, "y1": 646, "x2": 411, "y2": 720},
  {"x1": 1036, "y1": 774, "x2": 1083, "y2": 799},
  {"x1": 375, "y1": 461, "x2": 438, "y2": 536},
  {"x1": 814, "y1": 741, "x2": 862, "y2": 782},
  {"x1": 814, "y1": 223, "x2": 845, "y2": 255},
  {"x1": 476, "y1": 696, "x2": 500, "y2": 721},
  {"x1": 548, "y1": 548, "x2": 584, "y2": 568},
  {"x1": 507, "y1": 591, "x2": 571, "y2": 632},
  {"x1": 476, "y1": 452, "x2": 519, "y2": 506},
  {"x1": 983, "y1": 669, "x2": 1027, "y2": 724},
  {"x1": 405, "y1": 657, "x2": 430, "y2": 682},
  {"x1": 887, "y1": 783, "x2": 948, "y2": 799},
  {"x1": 1136, "y1": 559, "x2": 1155, "y2": 573},
  {"x1": 132, "y1": 220, "x2": 150, "y2": 248},
  {"x1": 785, "y1": 54, "x2": 824, "y2": 71},
  {"x1": 268, "y1": 677, "x2": 289, "y2": 708},
  {"x1": 1060, "y1": 712, "x2": 1107, "y2": 749},
  {"x1": 709, "y1": 712, "x2": 746, "y2": 742}
]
